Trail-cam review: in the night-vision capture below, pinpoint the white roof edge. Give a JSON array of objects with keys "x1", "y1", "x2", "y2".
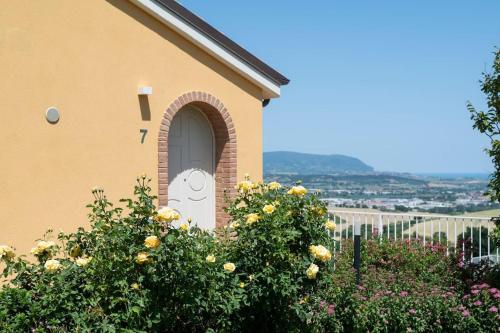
[{"x1": 129, "y1": 0, "x2": 281, "y2": 99}]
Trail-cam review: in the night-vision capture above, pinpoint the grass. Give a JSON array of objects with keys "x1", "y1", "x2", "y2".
[{"x1": 463, "y1": 208, "x2": 500, "y2": 218}]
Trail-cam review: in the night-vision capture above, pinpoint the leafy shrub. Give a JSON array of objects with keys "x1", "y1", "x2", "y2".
[
  {"x1": 0, "y1": 176, "x2": 334, "y2": 332},
  {"x1": 3, "y1": 176, "x2": 499, "y2": 332},
  {"x1": 225, "y1": 179, "x2": 335, "y2": 331},
  {"x1": 1, "y1": 177, "x2": 246, "y2": 332},
  {"x1": 304, "y1": 240, "x2": 482, "y2": 332},
  {"x1": 460, "y1": 282, "x2": 500, "y2": 331}
]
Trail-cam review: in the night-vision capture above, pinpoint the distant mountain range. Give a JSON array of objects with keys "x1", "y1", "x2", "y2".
[{"x1": 264, "y1": 151, "x2": 374, "y2": 174}]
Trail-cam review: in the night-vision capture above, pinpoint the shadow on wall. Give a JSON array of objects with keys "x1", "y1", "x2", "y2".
[
  {"x1": 138, "y1": 95, "x2": 151, "y2": 121},
  {"x1": 104, "y1": 0, "x2": 262, "y2": 100}
]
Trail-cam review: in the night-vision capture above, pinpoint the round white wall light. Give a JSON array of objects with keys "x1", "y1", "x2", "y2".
[{"x1": 46, "y1": 107, "x2": 60, "y2": 124}]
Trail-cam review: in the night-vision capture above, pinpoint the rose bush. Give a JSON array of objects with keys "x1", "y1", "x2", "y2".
[
  {"x1": 0, "y1": 176, "x2": 334, "y2": 332},
  {"x1": 0, "y1": 177, "x2": 244, "y2": 332},
  {"x1": 224, "y1": 177, "x2": 335, "y2": 331},
  {"x1": 2, "y1": 175, "x2": 499, "y2": 332}
]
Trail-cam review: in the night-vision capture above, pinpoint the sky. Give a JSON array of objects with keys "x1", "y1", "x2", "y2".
[{"x1": 181, "y1": 0, "x2": 500, "y2": 173}]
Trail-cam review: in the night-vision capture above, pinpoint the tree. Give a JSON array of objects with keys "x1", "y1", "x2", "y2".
[{"x1": 468, "y1": 48, "x2": 500, "y2": 244}]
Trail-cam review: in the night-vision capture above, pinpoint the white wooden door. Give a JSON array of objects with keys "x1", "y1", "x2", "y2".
[{"x1": 168, "y1": 106, "x2": 215, "y2": 229}]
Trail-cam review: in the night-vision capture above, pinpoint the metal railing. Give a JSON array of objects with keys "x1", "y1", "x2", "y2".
[{"x1": 329, "y1": 210, "x2": 497, "y2": 264}]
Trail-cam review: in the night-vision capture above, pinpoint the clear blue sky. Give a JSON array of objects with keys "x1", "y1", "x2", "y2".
[{"x1": 181, "y1": 0, "x2": 499, "y2": 173}]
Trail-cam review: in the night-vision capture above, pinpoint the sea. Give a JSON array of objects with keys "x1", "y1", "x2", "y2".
[{"x1": 415, "y1": 173, "x2": 491, "y2": 180}]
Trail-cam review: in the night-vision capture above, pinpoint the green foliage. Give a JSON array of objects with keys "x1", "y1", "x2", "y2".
[
  {"x1": 225, "y1": 180, "x2": 335, "y2": 331},
  {"x1": 0, "y1": 177, "x2": 242, "y2": 332},
  {"x1": 0, "y1": 177, "x2": 333, "y2": 332},
  {"x1": 468, "y1": 48, "x2": 500, "y2": 244},
  {"x1": 3, "y1": 176, "x2": 499, "y2": 331},
  {"x1": 303, "y1": 240, "x2": 500, "y2": 333}
]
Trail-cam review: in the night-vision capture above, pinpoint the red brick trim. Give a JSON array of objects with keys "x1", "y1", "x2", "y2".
[{"x1": 158, "y1": 92, "x2": 237, "y2": 228}]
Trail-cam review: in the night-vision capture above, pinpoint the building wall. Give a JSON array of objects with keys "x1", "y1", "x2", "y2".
[{"x1": 0, "y1": 0, "x2": 264, "y2": 255}]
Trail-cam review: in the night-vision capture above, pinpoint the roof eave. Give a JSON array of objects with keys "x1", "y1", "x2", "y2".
[{"x1": 129, "y1": 0, "x2": 285, "y2": 99}]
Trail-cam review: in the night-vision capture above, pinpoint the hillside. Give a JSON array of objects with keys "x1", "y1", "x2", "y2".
[{"x1": 263, "y1": 151, "x2": 374, "y2": 174}]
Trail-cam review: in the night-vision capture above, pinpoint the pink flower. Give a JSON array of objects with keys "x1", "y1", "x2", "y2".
[
  {"x1": 490, "y1": 288, "x2": 498, "y2": 294},
  {"x1": 471, "y1": 289, "x2": 480, "y2": 295},
  {"x1": 494, "y1": 293, "x2": 500, "y2": 299},
  {"x1": 474, "y1": 300, "x2": 483, "y2": 306},
  {"x1": 357, "y1": 285, "x2": 366, "y2": 291},
  {"x1": 463, "y1": 294, "x2": 470, "y2": 300},
  {"x1": 319, "y1": 301, "x2": 326, "y2": 308},
  {"x1": 327, "y1": 304, "x2": 335, "y2": 316},
  {"x1": 489, "y1": 306, "x2": 498, "y2": 313},
  {"x1": 409, "y1": 309, "x2": 417, "y2": 315},
  {"x1": 462, "y1": 310, "x2": 470, "y2": 317},
  {"x1": 400, "y1": 291, "x2": 409, "y2": 297},
  {"x1": 479, "y1": 283, "x2": 490, "y2": 289}
]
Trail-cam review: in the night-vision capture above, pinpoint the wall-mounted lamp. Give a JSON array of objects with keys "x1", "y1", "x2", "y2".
[{"x1": 138, "y1": 86, "x2": 153, "y2": 95}]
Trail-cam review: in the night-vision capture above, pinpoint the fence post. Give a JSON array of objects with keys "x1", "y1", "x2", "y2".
[{"x1": 354, "y1": 216, "x2": 361, "y2": 285}]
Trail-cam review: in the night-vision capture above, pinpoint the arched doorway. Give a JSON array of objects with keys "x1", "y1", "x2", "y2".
[
  {"x1": 167, "y1": 105, "x2": 215, "y2": 229},
  {"x1": 158, "y1": 91, "x2": 237, "y2": 229}
]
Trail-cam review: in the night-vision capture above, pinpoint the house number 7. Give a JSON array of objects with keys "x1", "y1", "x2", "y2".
[{"x1": 140, "y1": 129, "x2": 148, "y2": 144}]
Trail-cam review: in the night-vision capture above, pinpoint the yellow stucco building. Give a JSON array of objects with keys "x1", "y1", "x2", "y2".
[{"x1": 0, "y1": 0, "x2": 288, "y2": 254}]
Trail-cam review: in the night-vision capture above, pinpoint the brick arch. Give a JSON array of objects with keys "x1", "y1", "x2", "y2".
[{"x1": 158, "y1": 92, "x2": 237, "y2": 227}]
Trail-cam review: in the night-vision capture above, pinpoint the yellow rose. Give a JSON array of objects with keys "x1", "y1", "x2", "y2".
[
  {"x1": 239, "y1": 282, "x2": 245, "y2": 288},
  {"x1": 0, "y1": 245, "x2": 15, "y2": 261},
  {"x1": 306, "y1": 263, "x2": 319, "y2": 279},
  {"x1": 309, "y1": 245, "x2": 332, "y2": 262},
  {"x1": 131, "y1": 283, "x2": 140, "y2": 290},
  {"x1": 325, "y1": 220, "x2": 336, "y2": 231},
  {"x1": 144, "y1": 235, "x2": 161, "y2": 249},
  {"x1": 246, "y1": 213, "x2": 260, "y2": 225},
  {"x1": 313, "y1": 206, "x2": 327, "y2": 216},
  {"x1": 206, "y1": 255, "x2": 216, "y2": 263},
  {"x1": 299, "y1": 295, "x2": 310, "y2": 304},
  {"x1": 235, "y1": 180, "x2": 253, "y2": 193},
  {"x1": 287, "y1": 186, "x2": 308, "y2": 196},
  {"x1": 230, "y1": 221, "x2": 240, "y2": 229},
  {"x1": 262, "y1": 204, "x2": 276, "y2": 214},
  {"x1": 44, "y1": 259, "x2": 62, "y2": 272},
  {"x1": 180, "y1": 223, "x2": 189, "y2": 231},
  {"x1": 69, "y1": 245, "x2": 81, "y2": 258},
  {"x1": 268, "y1": 181, "x2": 282, "y2": 190},
  {"x1": 223, "y1": 262, "x2": 236, "y2": 273},
  {"x1": 30, "y1": 241, "x2": 56, "y2": 256},
  {"x1": 75, "y1": 257, "x2": 92, "y2": 267},
  {"x1": 155, "y1": 207, "x2": 181, "y2": 223},
  {"x1": 135, "y1": 252, "x2": 150, "y2": 265}
]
